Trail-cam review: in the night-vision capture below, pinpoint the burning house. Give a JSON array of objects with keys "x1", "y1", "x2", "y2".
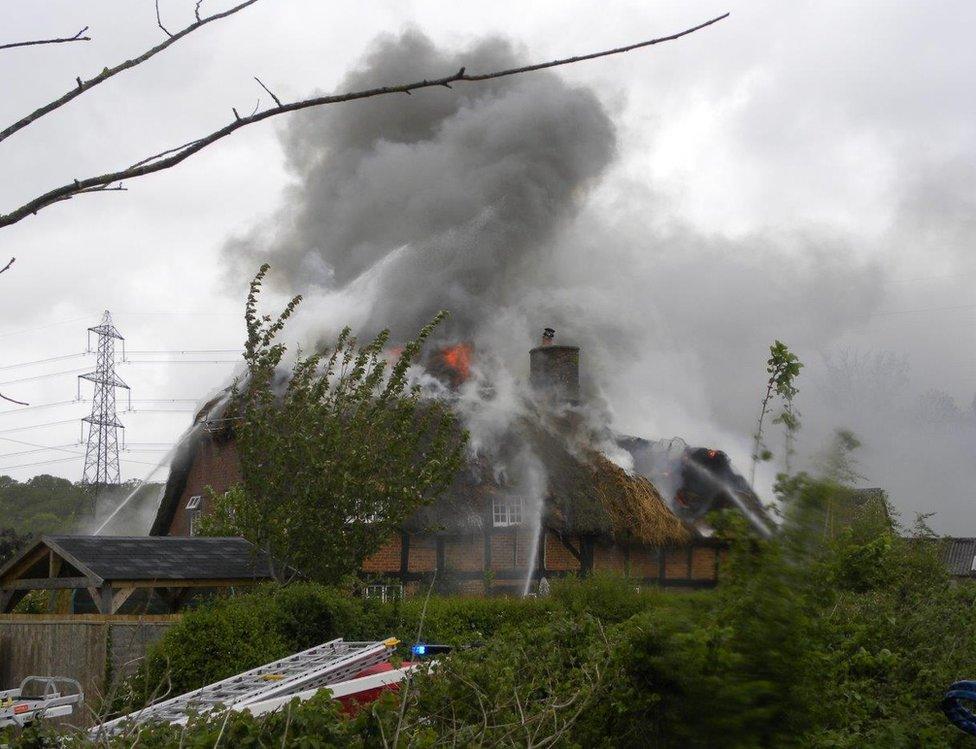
[{"x1": 149, "y1": 331, "x2": 773, "y2": 596}]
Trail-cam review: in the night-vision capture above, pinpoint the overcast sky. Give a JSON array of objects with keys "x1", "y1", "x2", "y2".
[{"x1": 1, "y1": 1, "x2": 973, "y2": 531}]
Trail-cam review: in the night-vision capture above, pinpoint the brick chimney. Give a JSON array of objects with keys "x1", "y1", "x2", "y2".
[{"x1": 529, "y1": 328, "x2": 580, "y2": 403}]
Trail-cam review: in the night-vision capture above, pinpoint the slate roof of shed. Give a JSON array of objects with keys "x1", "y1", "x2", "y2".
[
  {"x1": 940, "y1": 537, "x2": 976, "y2": 577},
  {"x1": 26, "y1": 535, "x2": 273, "y2": 581}
]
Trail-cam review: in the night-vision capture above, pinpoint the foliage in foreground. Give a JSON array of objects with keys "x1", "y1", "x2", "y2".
[
  {"x1": 200, "y1": 264, "x2": 467, "y2": 584},
  {"x1": 10, "y1": 491, "x2": 976, "y2": 747}
]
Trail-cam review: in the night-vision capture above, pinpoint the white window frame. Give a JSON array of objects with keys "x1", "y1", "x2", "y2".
[
  {"x1": 364, "y1": 584, "x2": 403, "y2": 603},
  {"x1": 492, "y1": 495, "x2": 524, "y2": 527},
  {"x1": 186, "y1": 495, "x2": 203, "y2": 536}
]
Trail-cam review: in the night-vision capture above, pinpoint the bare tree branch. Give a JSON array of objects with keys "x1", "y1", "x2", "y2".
[
  {"x1": 0, "y1": 0, "x2": 260, "y2": 145},
  {"x1": 0, "y1": 27, "x2": 90, "y2": 52},
  {"x1": 0, "y1": 13, "x2": 729, "y2": 230},
  {"x1": 155, "y1": 0, "x2": 174, "y2": 38},
  {"x1": 254, "y1": 76, "x2": 282, "y2": 107}
]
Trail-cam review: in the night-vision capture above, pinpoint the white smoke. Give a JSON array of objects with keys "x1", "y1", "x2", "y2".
[{"x1": 221, "y1": 29, "x2": 976, "y2": 533}]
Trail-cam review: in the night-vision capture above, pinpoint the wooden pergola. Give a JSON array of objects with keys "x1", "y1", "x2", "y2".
[{"x1": 0, "y1": 535, "x2": 275, "y2": 614}]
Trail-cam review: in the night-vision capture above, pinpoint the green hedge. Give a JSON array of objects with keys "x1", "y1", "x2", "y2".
[{"x1": 122, "y1": 574, "x2": 676, "y2": 709}]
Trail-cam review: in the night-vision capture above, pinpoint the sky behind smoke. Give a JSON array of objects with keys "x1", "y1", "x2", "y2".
[{"x1": 0, "y1": 1, "x2": 973, "y2": 531}]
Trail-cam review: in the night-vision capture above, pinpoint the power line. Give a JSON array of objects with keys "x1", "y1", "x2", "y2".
[
  {"x1": 0, "y1": 399, "x2": 86, "y2": 416},
  {"x1": 0, "y1": 454, "x2": 160, "y2": 471},
  {"x1": 0, "y1": 352, "x2": 89, "y2": 371},
  {"x1": 0, "y1": 434, "x2": 83, "y2": 453},
  {"x1": 0, "y1": 398, "x2": 199, "y2": 417},
  {"x1": 0, "y1": 418, "x2": 81, "y2": 435},
  {"x1": 0, "y1": 366, "x2": 92, "y2": 387},
  {"x1": 0, "y1": 455, "x2": 84, "y2": 470},
  {"x1": 121, "y1": 359, "x2": 239, "y2": 364},
  {"x1": 0, "y1": 443, "x2": 79, "y2": 459},
  {"x1": 114, "y1": 311, "x2": 240, "y2": 317},
  {"x1": 125, "y1": 349, "x2": 239, "y2": 355},
  {"x1": 0, "y1": 316, "x2": 91, "y2": 340}
]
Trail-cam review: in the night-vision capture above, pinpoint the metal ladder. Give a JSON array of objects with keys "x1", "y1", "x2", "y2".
[
  {"x1": 0, "y1": 676, "x2": 83, "y2": 729},
  {"x1": 93, "y1": 637, "x2": 399, "y2": 735}
]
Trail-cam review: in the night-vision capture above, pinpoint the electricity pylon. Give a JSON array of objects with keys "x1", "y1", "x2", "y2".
[{"x1": 78, "y1": 311, "x2": 130, "y2": 509}]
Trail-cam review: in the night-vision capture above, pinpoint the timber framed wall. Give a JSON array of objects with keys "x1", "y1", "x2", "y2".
[{"x1": 363, "y1": 526, "x2": 725, "y2": 595}]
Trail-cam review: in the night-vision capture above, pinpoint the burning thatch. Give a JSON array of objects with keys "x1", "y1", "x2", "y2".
[{"x1": 403, "y1": 416, "x2": 691, "y2": 547}]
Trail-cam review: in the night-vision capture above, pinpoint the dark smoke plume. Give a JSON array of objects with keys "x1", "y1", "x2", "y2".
[
  {"x1": 224, "y1": 29, "x2": 615, "y2": 347},
  {"x1": 223, "y1": 29, "x2": 975, "y2": 533}
]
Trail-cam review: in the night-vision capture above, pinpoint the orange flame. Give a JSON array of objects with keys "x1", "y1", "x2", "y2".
[
  {"x1": 441, "y1": 342, "x2": 473, "y2": 382},
  {"x1": 707, "y1": 449, "x2": 718, "y2": 459}
]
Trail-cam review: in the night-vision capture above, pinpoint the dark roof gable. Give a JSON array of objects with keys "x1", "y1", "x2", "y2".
[{"x1": 36, "y1": 535, "x2": 273, "y2": 581}]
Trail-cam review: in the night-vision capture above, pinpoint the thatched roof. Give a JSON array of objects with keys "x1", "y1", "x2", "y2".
[
  {"x1": 151, "y1": 391, "x2": 691, "y2": 547},
  {"x1": 406, "y1": 417, "x2": 690, "y2": 546}
]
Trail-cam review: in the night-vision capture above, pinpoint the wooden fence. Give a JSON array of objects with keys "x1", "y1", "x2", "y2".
[{"x1": 0, "y1": 614, "x2": 178, "y2": 727}]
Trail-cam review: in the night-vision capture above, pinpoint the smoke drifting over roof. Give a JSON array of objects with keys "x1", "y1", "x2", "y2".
[
  {"x1": 224, "y1": 30, "x2": 615, "y2": 347},
  {"x1": 223, "y1": 29, "x2": 976, "y2": 533}
]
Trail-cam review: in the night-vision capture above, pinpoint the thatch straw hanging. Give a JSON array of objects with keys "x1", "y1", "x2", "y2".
[{"x1": 587, "y1": 454, "x2": 690, "y2": 546}]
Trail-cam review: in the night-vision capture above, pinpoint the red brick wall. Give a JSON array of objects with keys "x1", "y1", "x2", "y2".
[
  {"x1": 407, "y1": 535, "x2": 437, "y2": 573},
  {"x1": 490, "y1": 529, "x2": 516, "y2": 571},
  {"x1": 593, "y1": 542, "x2": 628, "y2": 574},
  {"x1": 514, "y1": 528, "x2": 538, "y2": 568},
  {"x1": 362, "y1": 536, "x2": 401, "y2": 573},
  {"x1": 445, "y1": 536, "x2": 484, "y2": 572},
  {"x1": 544, "y1": 532, "x2": 580, "y2": 572},
  {"x1": 629, "y1": 545, "x2": 660, "y2": 578},
  {"x1": 664, "y1": 548, "x2": 691, "y2": 579},
  {"x1": 169, "y1": 438, "x2": 242, "y2": 536},
  {"x1": 691, "y1": 546, "x2": 717, "y2": 580}
]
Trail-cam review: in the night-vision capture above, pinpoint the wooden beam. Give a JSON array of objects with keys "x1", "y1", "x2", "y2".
[
  {"x1": 104, "y1": 578, "x2": 268, "y2": 589},
  {"x1": 47, "y1": 553, "x2": 63, "y2": 611},
  {"x1": 580, "y1": 536, "x2": 594, "y2": 577},
  {"x1": 2, "y1": 576, "x2": 94, "y2": 591},
  {"x1": 1, "y1": 542, "x2": 49, "y2": 582},
  {"x1": 48, "y1": 550, "x2": 61, "y2": 577},
  {"x1": 110, "y1": 586, "x2": 137, "y2": 614},
  {"x1": 556, "y1": 532, "x2": 581, "y2": 562},
  {"x1": 42, "y1": 538, "x2": 102, "y2": 585},
  {"x1": 97, "y1": 586, "x2": 112, "y2": 615}
]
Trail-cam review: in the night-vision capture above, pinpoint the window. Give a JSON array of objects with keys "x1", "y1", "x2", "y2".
[
  {"x1": 492, "y1": 495, "x2": 523, "y2": 527},
  {"x1": 186, "y1": 495, "x2": 203, "y2": 536},
  {"x1": 364, "y1": 584, "x2": 403, "y2": 603}
]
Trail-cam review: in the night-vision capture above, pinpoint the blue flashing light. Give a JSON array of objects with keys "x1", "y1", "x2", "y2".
[{"x1": 412, "y1": 644, "x2": 427, "y2": 657}]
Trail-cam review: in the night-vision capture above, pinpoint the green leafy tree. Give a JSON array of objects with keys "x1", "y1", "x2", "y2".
[
  {"x1": 202, "y1": 264, "x2": 467, "y2": 583},
  {"x1": 751, "y1": 340, "x2": 803, "y2": 484}
]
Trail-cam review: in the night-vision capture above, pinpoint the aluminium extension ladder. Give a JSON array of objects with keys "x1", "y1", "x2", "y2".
[
  {"x1": 92, "y1": 637, "x2": 399, "y2": 736},
  {"x1": 0, "y1": 676, "x2": 84, "y2": 728}
]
